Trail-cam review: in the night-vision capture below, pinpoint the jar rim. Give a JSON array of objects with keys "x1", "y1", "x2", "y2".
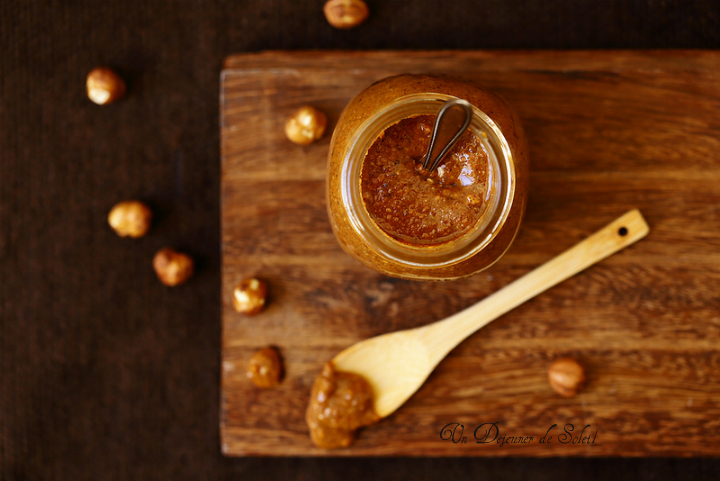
[{"x1": 340, "y1": 93, "x2": 517, "y2": 269}]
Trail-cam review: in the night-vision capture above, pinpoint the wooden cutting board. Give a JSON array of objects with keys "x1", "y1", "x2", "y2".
[{"x1": 220, "y1": 51, "x2": 720, "y2": 456}]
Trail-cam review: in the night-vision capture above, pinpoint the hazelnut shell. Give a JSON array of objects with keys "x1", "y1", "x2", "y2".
[
  {"x1": 107, "y1": 200, "x2": 152, "y2": 238},
  {"x1": 153, "y1": 248, "x2": 194, "y2": 286},
  {"x1": 548, "y1": 357, "x2": 586, "y2": 398},
  {"x1": 233, "y1": 278, "x2": 268, "y2": 315},
  {"x1": 284, "y1": 106, "x2": 327, "y2": 145},
  {"x1": 323, "y1": 0, "x2": 369, "y2": 29},
  {"x1": 246, "y1": 347, "x2": 283, "y2": 388},
  {"x1": 86, "y1": 67, "x2": 126, "y2": 105}
]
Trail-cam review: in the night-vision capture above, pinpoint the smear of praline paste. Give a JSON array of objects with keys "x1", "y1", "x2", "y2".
[{"x1": 306, "y1": 363, "x2": 380, "y2": 449}]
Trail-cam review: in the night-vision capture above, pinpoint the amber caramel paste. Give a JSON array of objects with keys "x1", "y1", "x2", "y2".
[
  {"x1": 306, "y1": 363, "x2": 379, "y2": 449},
  {"x1": 361, "y1": 115, "x2": 491, "y2": 245}
]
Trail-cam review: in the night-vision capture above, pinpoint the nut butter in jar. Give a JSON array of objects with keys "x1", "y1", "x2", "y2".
[{"x1": 327, "y1": 74, "x2": 529, "y2": 280}]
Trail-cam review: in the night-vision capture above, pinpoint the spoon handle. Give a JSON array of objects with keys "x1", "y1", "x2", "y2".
[
  {"x1": 422, "y1": 99, "x2": 473, "y2": 172},
  {"x1": 419, "y1": 209, "x2": 650, "y2": 364}
]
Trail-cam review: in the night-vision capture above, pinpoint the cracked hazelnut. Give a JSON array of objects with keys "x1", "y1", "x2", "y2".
[
  {"x1": 284, "y1": 106, "x2": 327, "y2": 145},
  {"x1": 323, "y1": 0, "x2": 369, "y2": 29},
  {"x1": 233, "y1": 278, "x2": 268, "y2": 315},
  {"x1": 247, "y1": 347, "x2": 283, "y2": 388},
  {"x1": 86, "y1": 67, "x2": 126, "y2": 105},
  {"x1": 548, "y1": 358, "x2": 586, "y2": 398},
  {"x1": 108, "y1": 201, "x2": 152, "y2": 238},
  {"x1": 153, "y1": 248, "x2": 194, "y2": 286}
]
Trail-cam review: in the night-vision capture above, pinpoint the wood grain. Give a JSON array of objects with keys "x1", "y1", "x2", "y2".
[{"x1": 220, "y1": 51, "x2": 720, "y2": 456}]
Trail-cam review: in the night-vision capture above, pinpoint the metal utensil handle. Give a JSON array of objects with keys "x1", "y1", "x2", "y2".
[{"x1": 422, "y1": 99, "x2": 474, "y2": 172}]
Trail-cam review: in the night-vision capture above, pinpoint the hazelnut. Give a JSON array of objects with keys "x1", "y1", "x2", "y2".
[
  {"x1": 86, "y1": 67, "x2": 126, "y2": 105},
  {"x1": 246, "y1": 347, "x2": 283, "y2": 388},
  {"x1": 284, "y1": 106, "x2": 327, "y2": 145},
  {"x1": 107, "y1": 201, "x2": 153, "y2": 238},
  {"x1": 548, "y1": 358, "x2": 586, "y2": 398},
  {"x1": 232, "y1": 278, "x2": 268, "y2": 315},
  {"x1": 323, "y1": 0, "x2": 369, "y2": 29},
  {"x1": 152, "y1": 248, "x2": 194, "y2": 286}
]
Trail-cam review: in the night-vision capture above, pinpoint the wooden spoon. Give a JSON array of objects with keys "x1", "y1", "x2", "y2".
[{"x1": 333, "y1": 209, "x2": 650, "y2": 418}]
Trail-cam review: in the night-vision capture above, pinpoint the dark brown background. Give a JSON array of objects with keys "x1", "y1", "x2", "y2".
[{"x1": 2, "y1": 1, "x2": 720, "y2": 479}]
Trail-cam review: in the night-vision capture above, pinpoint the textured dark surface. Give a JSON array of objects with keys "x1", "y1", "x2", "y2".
[{"x1": 1, "y1": 0, "x2": 719, "y2": 479}]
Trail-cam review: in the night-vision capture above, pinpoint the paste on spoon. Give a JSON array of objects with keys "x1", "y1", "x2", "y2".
[{"x1": 306, "y1": 363, "x2": 380, "y2": 449}]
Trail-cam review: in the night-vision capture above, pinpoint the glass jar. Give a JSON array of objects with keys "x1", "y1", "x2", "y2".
[{"x1": 326, "y1": 74, "x2": 529, "y2": 280}]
